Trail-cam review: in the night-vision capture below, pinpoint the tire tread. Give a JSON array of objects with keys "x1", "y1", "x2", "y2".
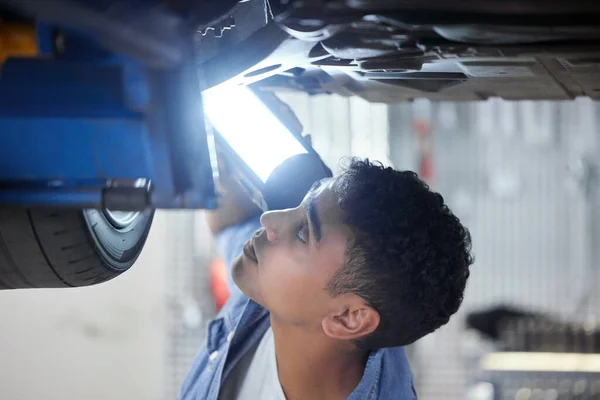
[{"x1": 0, "y1": 208, "x2": 152, "y2": 289}]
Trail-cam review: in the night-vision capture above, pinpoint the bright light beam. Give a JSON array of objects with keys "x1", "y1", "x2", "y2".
[{"x1": 203, "y1": 85, "x2": 308, "y2": 182}]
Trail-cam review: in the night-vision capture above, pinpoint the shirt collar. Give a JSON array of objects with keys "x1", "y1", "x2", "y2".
[{"x1": 230, "y1": 299, "x2": 413, "y2": 400}]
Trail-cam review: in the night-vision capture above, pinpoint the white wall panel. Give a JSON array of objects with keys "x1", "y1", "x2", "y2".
[
  {"x1": 276, "y1": 92, "x2": 392, "y2": 171},
  {"x1": 0, "y1": 212, "x2": 172, "y2": 400}
]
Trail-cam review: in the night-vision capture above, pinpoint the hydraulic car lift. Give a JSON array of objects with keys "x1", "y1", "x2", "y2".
[{"x1": 0, "y1": 21, "x2": 219, "y2": 211}]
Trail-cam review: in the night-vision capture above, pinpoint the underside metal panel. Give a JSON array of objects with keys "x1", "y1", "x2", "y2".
[{"x1": 220, "y1": 1, "x2": 600, "y2": 102}]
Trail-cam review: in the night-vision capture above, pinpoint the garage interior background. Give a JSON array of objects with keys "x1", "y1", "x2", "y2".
[{"x1": 0, "y1": 94, "x2": 598, "y2": 400}]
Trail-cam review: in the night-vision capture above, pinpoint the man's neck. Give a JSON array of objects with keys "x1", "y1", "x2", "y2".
[{"x1": 270, "y1": 316, "x2": 369, "y2": 400}]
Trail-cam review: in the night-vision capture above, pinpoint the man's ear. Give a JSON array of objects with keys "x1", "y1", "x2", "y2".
[{"x1": 322, "y1": 299, "x2": 380, "y2": 341}]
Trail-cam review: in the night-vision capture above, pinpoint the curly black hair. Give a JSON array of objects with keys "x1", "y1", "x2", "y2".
[{"x1": 327, "y1": 159, "x2": 473, "y2": 350}]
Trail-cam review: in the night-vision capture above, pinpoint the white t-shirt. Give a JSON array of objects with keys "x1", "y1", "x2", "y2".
[{"x1": 235, "y1": 327, "x2": 286, "y2": 400}]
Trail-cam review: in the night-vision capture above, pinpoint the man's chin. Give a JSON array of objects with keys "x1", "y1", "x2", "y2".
[
  {"x1": 231, "y1": 255, "x2": 245, "y2": 286},
  {"x1": 231, "y1": 255, "x2": 257, "y2": 299}
]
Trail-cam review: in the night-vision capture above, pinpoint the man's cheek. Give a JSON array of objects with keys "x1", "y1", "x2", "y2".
[
  {"x1": 263, "y1": 248, "x2": 306, "y2": 286},
  {"x1": 261, "y1": 258, "x2": 297, "y2": 297}
]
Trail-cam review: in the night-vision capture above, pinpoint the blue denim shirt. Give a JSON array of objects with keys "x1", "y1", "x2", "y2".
[{"x1": 179, "y1": 216, "x2": 418, "y2": 400}]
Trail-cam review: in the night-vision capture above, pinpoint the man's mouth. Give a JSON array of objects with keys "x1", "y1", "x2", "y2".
[{"x1": 243, "y1": 240, "x2": 258, "y2": 264}]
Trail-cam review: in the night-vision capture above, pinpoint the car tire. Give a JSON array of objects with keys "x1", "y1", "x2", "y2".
[{"x1": 0, "y1": 208, "x2": 154, "y2": 289}]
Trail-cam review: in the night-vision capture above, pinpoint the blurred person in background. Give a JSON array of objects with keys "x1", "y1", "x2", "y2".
[{"x1": 179, "y1": 154, "x2": 473, "y2": 400}]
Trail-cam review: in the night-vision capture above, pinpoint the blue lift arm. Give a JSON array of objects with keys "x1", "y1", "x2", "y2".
[{"x1": 0, "y1": 24, "x2": 219, "y2": 210}]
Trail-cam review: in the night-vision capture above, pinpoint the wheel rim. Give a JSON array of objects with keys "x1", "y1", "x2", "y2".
[
  {"x1": 102, "y1": 178, "x2": 147, "y2": 229},
  {"x1": 103, "y1": 210, "x2": 140, "y2": 229}
]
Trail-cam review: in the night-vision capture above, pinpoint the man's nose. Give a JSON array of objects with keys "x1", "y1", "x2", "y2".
[{"x1": 260, "y1": 211, "x2": 283, "y2": 242}]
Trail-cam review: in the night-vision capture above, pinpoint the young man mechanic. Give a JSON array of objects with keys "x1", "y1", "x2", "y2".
[{"x1": 179, "y1": 157, "x2": 473, "y2": 400}]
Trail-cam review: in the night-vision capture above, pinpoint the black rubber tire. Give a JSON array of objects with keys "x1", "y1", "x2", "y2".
[{"x1": 0, "y1": 208, "x2": 154, "y2": 289}]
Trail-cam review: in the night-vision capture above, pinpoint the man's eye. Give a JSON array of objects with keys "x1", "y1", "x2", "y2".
[{"x1": 297, "y1": 222, "x2": 308, "y2": 243}]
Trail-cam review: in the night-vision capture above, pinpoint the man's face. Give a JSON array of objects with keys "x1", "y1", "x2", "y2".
[{"x1": 232, "y1": 178, "x2": 351, "y2": 330}]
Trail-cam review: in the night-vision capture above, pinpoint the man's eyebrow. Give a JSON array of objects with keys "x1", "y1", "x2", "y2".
[{"x1": 307, "y1": 189, "x2": 322, "y2": 244}]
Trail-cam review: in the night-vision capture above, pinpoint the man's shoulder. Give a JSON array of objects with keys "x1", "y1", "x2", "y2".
[{"x1": 177, "y1": 295, "x2": 268, "y2": 400}]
